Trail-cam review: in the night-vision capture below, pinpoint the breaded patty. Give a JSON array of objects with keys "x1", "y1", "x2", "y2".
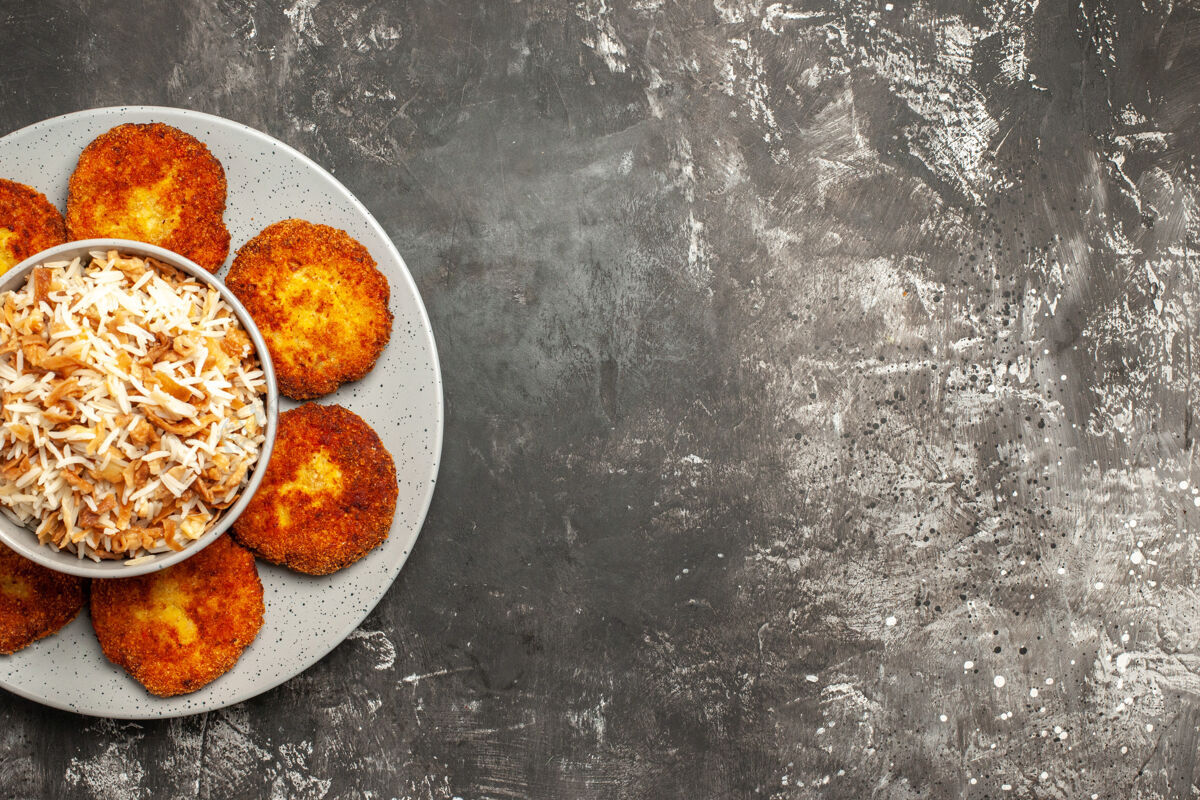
[
  {"x1": 66, "y1": 123, "x2": 230, "y2": 271},
  {"x1": 90, "y1": 535, "x2": 263, "y2": 696},
  {"x1": 226, "y1": 219, "x2": 392, "y2": 399},
  {"x1": 0, "y1": 543, "x2": 86, "y2": 654},
  {"x1": 0, "y1": 178, "x2": 66, "y2": 275},
  {"x1": 232, "y1": 403, "x2": 397, "y2": 575}
]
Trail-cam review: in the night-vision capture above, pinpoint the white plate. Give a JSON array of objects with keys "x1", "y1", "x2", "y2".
[{"x1": 0, "y1": 106, "x2": 443, "y2": 718}]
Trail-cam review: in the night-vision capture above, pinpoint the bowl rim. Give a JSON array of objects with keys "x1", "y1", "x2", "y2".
[{"x1": 0, "y1": 238, "x2": 279, "y2": 578}]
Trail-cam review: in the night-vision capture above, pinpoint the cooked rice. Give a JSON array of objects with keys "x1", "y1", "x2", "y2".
[{"x1": 0, "y1": 250, "x2": 267, "y2": 564}]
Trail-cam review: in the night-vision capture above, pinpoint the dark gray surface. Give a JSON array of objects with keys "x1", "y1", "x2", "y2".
[{"x1": 1, "y1": 0, "x2": 1197, "y2": 797}]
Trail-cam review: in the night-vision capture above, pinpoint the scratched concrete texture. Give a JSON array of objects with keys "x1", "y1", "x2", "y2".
[{"x1": 2, "y1": 0, "x2": 1200, "y2": 797}]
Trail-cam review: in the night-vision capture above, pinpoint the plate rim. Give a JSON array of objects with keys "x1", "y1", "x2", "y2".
[{"x1": 0, "y1": 105, "x2": 445, "y2": 719}]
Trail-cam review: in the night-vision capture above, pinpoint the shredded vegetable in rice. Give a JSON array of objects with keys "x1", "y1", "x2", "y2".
[{"x1": 0, "y1": 250, "x2": 267, "y2": 563}]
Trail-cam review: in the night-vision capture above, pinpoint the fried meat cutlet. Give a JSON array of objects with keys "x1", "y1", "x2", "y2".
[
  {"x1": 66, "y1": 122, "x2": 230, "y2": 271},
  {"x1": 90, "y1": 535, "x2": 263, "y2": 696},
  {"x1": 226, "y1": 219, "x2": 392, "y2": 399},
  {"x1": 0, "y1": 542, "x2": 86, "y2": 654},
  {"x1": 0, "y1": 178, "x2": 66, "y2": 275},
  {"x1": 232, "y1": 403, "x2": 397, "y2": 575}
]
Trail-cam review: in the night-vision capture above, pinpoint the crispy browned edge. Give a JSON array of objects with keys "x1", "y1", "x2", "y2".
[
  {"x1": 225, "y1": 218, "x2": 392, "y2": 399},
  {"x1": 90, "y1": 535, "x2": 264, "y2": 696},
  {"x1": 0, "y1": 178, "x2": 67, "y2": 265},
  {"x1": 231, "y1": 403, "x2": 398, "y2": 575},
  {"x1": 0, "y1": 542, "x2": 86, "y2": 655},
  {"x1": 65, "y1": 122, "x2": 230, "y2": 271}
]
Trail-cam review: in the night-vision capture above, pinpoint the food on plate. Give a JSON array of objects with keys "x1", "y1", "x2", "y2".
[
  {"x1": 0, "y1": 542, "x2": 86, "y2": 654},
  {"x1": 0, "y1": 111, "x2": 419, "y2": 709},
  {"x1": 0, "y1": 178, "x2": 66, "y2": 275},
  {"x1": 232, "y1": 402, "x2": 396, "y2": 575},
  {"x1": 90, "y1": 534, "x2": 263, "y2": 696},
  {"x1": 226, "y1": 219, "x2": 391, "y2": 399},
  {"x1": 66, "y1": 123, "x2": 230, "y2": 271},
  {"x1": 0, "y1": 250, "x2": 268, "y2": 564}
]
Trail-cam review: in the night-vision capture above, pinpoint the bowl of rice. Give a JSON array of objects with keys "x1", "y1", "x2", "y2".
[{"x1": 0, "y1": 239, "x2": 278, "y2": 578}]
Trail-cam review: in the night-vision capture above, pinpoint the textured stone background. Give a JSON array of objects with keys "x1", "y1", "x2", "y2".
[{"x1": 2, "y1": 0, "x2": 1200, "y2": 797}]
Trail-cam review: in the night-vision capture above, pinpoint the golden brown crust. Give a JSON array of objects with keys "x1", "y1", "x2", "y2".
[
  {"x1": 232, "y1": 403, "x2": 397, "y2": 575},
  {"x1": 90, "y1": 535, "x2": 263, "y2": 696},
  {"x1": 0, "y1": 543, "x2": 86, "y2": 654},
  {"x1": 0, "y1": 179, "x2": 66, "y2": 275},
  {"x1": 66, "y1": 123, "x2": 230, "y2": 271},
  {"x1": 226, "y1": 219, "x2": 392, "y2": 399}
]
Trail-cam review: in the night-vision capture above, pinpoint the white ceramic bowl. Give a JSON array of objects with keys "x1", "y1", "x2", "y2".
[{"x1": 0, "y1": 239, "x2": 278, "y2": 578}]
